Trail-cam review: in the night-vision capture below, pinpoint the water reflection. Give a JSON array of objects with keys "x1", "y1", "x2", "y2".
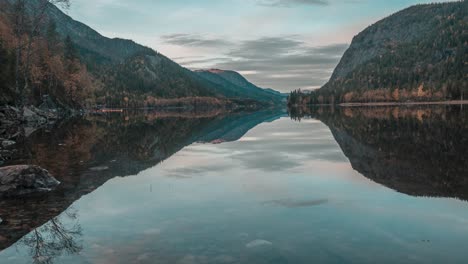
[
  {"x1": 19, "y1": 208, "x2": 82, "y2": 264},
  {"x1": 1, "y1": 106, "x2": 468, "y2": 263},
  {"x1": 263, "y1": 199, "x2": 329, "y2": 208},
  {"x1": 290, "y1": 105, "x2": 468, "y2": 200},
  {"x1": 0, "y1": 109, "x2": 285, "y2": 255}
]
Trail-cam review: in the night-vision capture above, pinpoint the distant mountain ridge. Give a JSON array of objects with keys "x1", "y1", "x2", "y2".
[
  {"x1": 195, "y1": 69, "x2": 284, "y2": 103},
  {"x1": 291, "y1": 1, "x2": 467, "y2": 105}
]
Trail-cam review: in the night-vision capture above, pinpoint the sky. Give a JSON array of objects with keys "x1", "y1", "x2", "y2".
[{"x1": 64, "y1": 0, "x2": 452, "y2": 92}]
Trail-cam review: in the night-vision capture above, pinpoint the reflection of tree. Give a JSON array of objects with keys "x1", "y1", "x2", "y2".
[
  {"x1": 303, "y1": 105, "x2": 468, "y2": 200},
  {"x1": 20, "y1": 207, "x2": 82, "y2": 264}
]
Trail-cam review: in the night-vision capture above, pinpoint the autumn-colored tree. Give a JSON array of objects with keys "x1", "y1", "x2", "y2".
[
  {"x1": 8, "y1": 0, "x2": 71, "y2": 102},
  {"x1": 0, "y1": 0, "x2": 104, "y2": 108}
]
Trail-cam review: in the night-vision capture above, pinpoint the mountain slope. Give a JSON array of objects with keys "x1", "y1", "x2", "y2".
[
  {"x1": 195, "y1": 69, "x2": 283, "y2": 103},
  {"x1": 0, "y1": 0, "x2": 281, "y2": 108},
  {"x1": 301, "y1": 1, "x2": 467, "y2": 104},
  {"x1": 43, "y1": 2, "x2": 151, "y2": 63}
]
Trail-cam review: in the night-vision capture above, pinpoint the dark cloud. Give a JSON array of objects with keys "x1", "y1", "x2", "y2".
[
  {"x1": 161, "y1": 34, "x2": 232, "y2": 47},
  {"x1": 227, "y1": 37, "x2": 304, "y2": 59},
  {"x1": 226, "y1": 38, "x2": 347, "y2": 63},
  {"x1": 257, "y1": 0, "x2": 329, "y2": 7}
]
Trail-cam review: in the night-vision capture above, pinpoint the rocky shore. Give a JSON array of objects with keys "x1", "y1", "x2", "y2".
[
  {"x1": 0, "y1": 105, "x2": 65, "y2": 165},
  {"x1": 0, "y1": 106, "x2": 64, "y2": 197}
]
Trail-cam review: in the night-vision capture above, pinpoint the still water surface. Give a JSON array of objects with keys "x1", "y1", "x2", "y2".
[{"x1": 1, "y1": 106, "x2": 468, "y2": 264}]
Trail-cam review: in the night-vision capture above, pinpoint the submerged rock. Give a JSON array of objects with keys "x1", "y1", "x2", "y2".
[
  {"x1": 0, "y1": 165, "x2": 60, "y2": 196},
  {"x1": 246, "y1": 239, "x2": 273, "y2": 248},
  {"x1": 1, "y1": 140, "x2": 16, "y2": 148}
]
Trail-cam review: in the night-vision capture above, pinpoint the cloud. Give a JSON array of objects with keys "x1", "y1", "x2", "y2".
[
  {"x1": 160, "y1": 34, "x2": 232, "y2": 47},
  {"x1": 212, "y1": 38, "x2": 348, "y2": 91},
  {"x1": 227, "y1": 37, "x2": 304, "y2": 59},
  {"x1": 257, "y1": 0, "x2": 329, "y2": 7},
  {"x1": 162, "y1": 33, "x2": 348, "y2": 92}
]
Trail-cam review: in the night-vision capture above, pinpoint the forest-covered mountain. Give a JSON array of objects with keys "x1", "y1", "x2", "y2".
[
  {"x1": 195, "y1": 69, "x2": 284, "y2": 103},
  {"x1": 289, "y1": 1, "x2": 467, "y2": 105},
  {"x1": 0, "y1": 0, "x2": 282, "y2": 109}
]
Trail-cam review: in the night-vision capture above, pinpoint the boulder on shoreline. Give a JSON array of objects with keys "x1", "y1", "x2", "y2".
[{"x1": 0, "y1": 165, "x2": 60, "y2": 197}]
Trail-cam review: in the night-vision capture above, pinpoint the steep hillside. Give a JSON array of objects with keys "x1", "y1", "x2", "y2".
[
  {"x1": 195, "y1": 69, "x2": 283, "y2": 103},
  {"x1": 0, "y1": 1, "x2": 98, "y2": 108},
  {"x1": 297, "y1": 1, "x2": 467, "y2": 105},
  {"x1": 0, "y1": 0, "x2": 281, "y2": 108}
]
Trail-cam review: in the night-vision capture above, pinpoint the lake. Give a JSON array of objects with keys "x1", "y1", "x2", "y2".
[{"x1": 1, "y1": 105, "x2": 468, "y2": 264}]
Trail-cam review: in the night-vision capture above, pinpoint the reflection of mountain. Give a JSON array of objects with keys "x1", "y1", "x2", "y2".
[
  {"x1": 299, "y1": 106, "x2": 468, "y2": 200},
  {"x1": 0, "y1": 109, "x2": 285, "y2": 252}
]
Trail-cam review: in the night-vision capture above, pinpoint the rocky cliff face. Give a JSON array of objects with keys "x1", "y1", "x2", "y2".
[{"x1": 310, "y1": 1, "x2": 468, "y2": 104}]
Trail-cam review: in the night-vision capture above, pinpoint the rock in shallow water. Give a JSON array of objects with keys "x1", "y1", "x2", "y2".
[{"x1": 0, "y1": 165, "x2": 60, "y2": 196}]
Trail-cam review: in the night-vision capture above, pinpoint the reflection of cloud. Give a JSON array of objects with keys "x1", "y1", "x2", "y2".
[
  {"x1": 165, "y1": 164, "x2": 230, "y2": 179},
  {"x1": 163, "y1": 117, "x2": 347, "y2": 176},
  {"x1": 263, "y1": 198, "x2": 329, "y2": 208},
  {"x1": 232, "y1": 151, "x2": 301, "y2": 171},
  {"x1": 211, "y1": 118, "x2": 347, "y2": 172}
]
